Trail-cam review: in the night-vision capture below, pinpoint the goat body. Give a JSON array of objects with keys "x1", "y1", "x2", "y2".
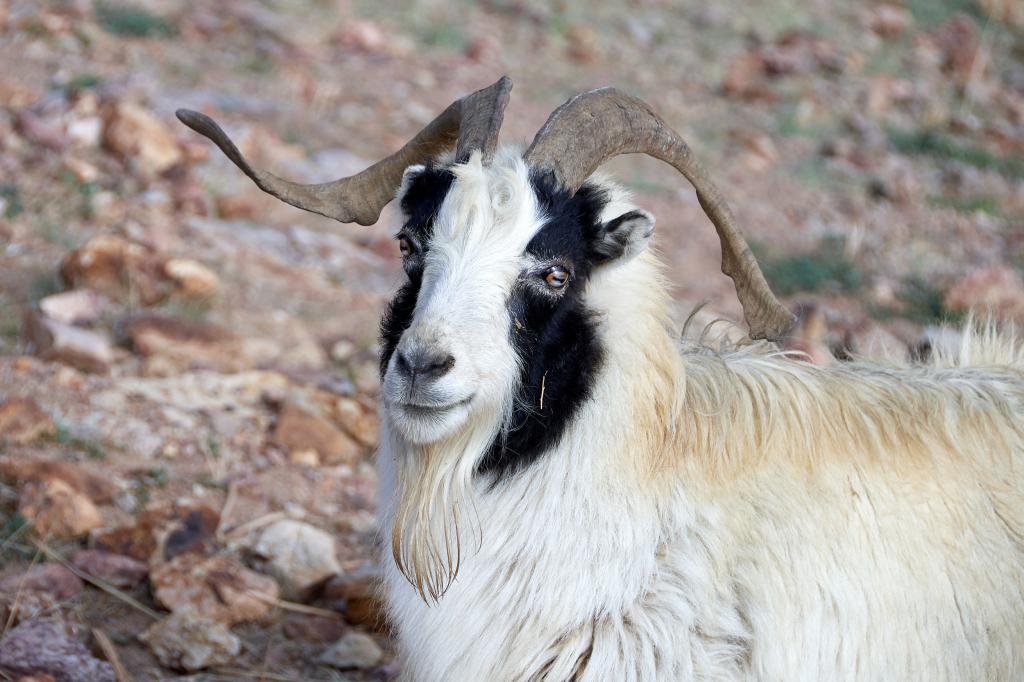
[
  {"x1": 378, "y1": 157, "x2": 1024, "y2": 681},
  {"x1": 176, "y1": 78, "x2": 1024, "y2": 680}
]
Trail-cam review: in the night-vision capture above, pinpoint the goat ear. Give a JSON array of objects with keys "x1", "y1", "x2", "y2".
[
  {"x1": 592, "y1": 209, "x2": 655, "y2": 264},
  {"x1": 395, "y1": 164, "x2": 427, "y2": 210}
]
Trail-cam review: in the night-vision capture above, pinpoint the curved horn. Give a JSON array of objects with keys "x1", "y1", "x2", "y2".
[
  {"x1": 524, "y1": 88, "x2": 795, "y2": 342},
  {"x1": 176, "y1": 76, "x2": 512, "y2": 226}
]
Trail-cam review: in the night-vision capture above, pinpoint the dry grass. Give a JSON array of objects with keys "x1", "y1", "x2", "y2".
[{"x1": 32, "y1": 540, "x2": 161, "y2": 621}]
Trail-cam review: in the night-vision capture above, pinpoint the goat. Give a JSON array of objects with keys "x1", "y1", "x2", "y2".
[{"x1": 179, "y1": 77, "x2": 1024, "y2": 681}]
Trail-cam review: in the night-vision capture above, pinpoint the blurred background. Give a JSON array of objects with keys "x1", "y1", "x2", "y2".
[{"x1": 0, "y1": 0, "x2": 1022, "y2": 679}]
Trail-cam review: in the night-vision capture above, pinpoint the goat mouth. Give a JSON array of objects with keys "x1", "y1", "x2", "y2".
[{"x1": 398, "y1": 396, "x2": 473, "y2": 416}]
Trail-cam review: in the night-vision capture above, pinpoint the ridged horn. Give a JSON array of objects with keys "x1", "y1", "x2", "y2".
[
  {"x1": 524, "y1": 87, "x2": 795, "y2": 342},
  {"x1": 176, "y1": 76, "x2": 513, "y2": 226}
]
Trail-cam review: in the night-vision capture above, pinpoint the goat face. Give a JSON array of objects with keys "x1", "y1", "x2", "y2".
[{"x1": 379, "y1": 152, "x2": 654, "y2": 460}]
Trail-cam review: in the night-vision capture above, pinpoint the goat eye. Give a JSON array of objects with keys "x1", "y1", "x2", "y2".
[
  {"x1": 398, "y1": 237, "x2": 414, "y2": 258},
  {"x1": 544, "y1": 267, "x2": 569, "y2": 290}
]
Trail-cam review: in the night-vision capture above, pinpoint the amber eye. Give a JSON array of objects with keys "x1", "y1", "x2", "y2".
[
  {"x1": 398, "y1": 237, "x2": 414, "y2": 258},
  {"x1": 544, "y1": 267, "x2": 569, "y2": 290}
]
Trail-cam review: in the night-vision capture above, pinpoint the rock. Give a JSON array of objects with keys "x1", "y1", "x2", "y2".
[
  {"x1": 273, "y1": 403, "x2": 362, "y2": 466},
  {"x1": 862, "y1": 3, "x2": 912, "y2": 37},
  {"x1": 181, "y1": 137, "x2": 211, "y2": 163},
  {"x1": 70, "y1": 550, "x2": 148, "y2": 588},
  {"x1": 318, "y1": 631, "x2": 383, "y2": 670},
  {"x1": 0, "y1": 459, "x2": 118, "y2": 504},
  {"x1": 139, "y1": 613, "x2": 240, "y2": 672},
  {"x1": 172, "y1": 178, "x2": 209, "y2": 216},
  {"x1": 62, "y1": 156, "x2": 101, "y2": 183},
  {"x1": 979, "y1": 0, "x2": 1024, "y2": 31},
  {"x1": 19, "y1": 478, "x2": 103, "y2": 539},
  {"x1": 331, "y1": 397, "x2": 378, "y2": 446},
  {"x1": 60, "y1": 235, "x2": 167, "y2": 306},
  {"x1": 0, "y1": 619, "x2": 116, "y2": 682},
  {"x1": 820, "y1": 136, "x2": 857, "y2": 162},
  {"x1": 0, "y1": 591, "x2": 61, "y2": 627},
  {"x1": 121, "y1": 314, "x2": 272, "y2": 374},
  {"x1": 764, "y1": 30, "x2": 844, "y2": 76},
  {"x1": 840, "y1": 323, "x2": 908, "y2": 362},
  {"x1": 933, "y1": 15, "x2": 980, "y2": 85},
  {"x1": 38, "y1": 289, "x2": 109, "y2": 326},
  {"x1": 916, "y1": 326, "x2": 965, "y2": 361},
  {"x1": 565, "y1": 24, "x2": 599, "y2": 63},
  {"x1": 66, "y1": 117, "x2": 103, "y2": 149},
  {"x1": 782, "y1": 301, "x2": 834, "y2": 366},
  {"x1": 0, "y1": 564, "x2": 84, "y2": 600},
  {"x1": 282, "y1": 614, "x2": 347, "y2": 643},
  {"x1": 21, "y1": 311, "x2": 113, "y2": 374},
  {"x1": 289, "y1": 448, "x2": 320, "y2": 467},
  {"x1": 322, "y1": 567, "x2": 387, "y2": 634},
  {"x1": 214, "y1": 192, "x2": 261, "y2": 220},
  {"x1": 867, "y1": 163, "x2": 921, "y2": 204},
  {"x1": 944, "y1": 266, "x2": 1024, "y2": 321},
  {"x1": 733, "y1": 130, "x2": 778, "y2": 173},
  {"x1": 0, "y1": 398, "x2": 55, "y2": 445},
  {"x1": 155, "y1": 503, "x2": 221, "y2": 562},
  {"x1": 723, "y1": 50, "x2": 772, "y2": 100},
  {"x1": 151, "y1": 554, "x2": 279, "y2": 624},
  {"x1": 334, "y1": 18, "x2": 389, "y2": 54},
  {"x1": 328, "y1": 339, "x2": 356, "y2": 364},
  {"x1": 14, "y1": 111, "x2": 69, "y2": 152},
  {"x1": 724, "y1": 31, "x2": 843, "y2": 98},
  {"x1": 250, "y1": 519, "x2": 341, "y2": 600},
  {"x1": 92, "y1": 501, "x2": 220, "y2": 563},
  {"x1": 465, "y1": 34, "x2": 501, "y2": 63},
  {"x1": 162, "y1": 258, "x2": 219, "y2": 298},
  {"x1": 102, "y1": 101, "x2": 183, "y2": 176}
]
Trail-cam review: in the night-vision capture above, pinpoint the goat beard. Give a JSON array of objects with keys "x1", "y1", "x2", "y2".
[{"x1": 389, "y1": 413, "x2": 499, "y2": 603}]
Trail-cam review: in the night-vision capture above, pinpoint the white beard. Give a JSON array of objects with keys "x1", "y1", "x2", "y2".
[{"x1": 383, "y1": 408, "x2": 502, "y2": 603}]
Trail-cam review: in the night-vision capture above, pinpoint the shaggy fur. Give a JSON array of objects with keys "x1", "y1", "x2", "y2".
[{"x1": 378, "y1": 147, "x2": 1024, "y2": 681}]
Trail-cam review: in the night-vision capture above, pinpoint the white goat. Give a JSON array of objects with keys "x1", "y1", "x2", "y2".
[{"x1": 179, "y1": 78, "x2": 1024, "y2": 681}]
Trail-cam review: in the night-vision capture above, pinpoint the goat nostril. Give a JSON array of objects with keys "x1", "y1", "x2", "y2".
[
  {"x1": 433, "y1": 355, "x2": 456, "y2": 375},
  {"x1": 396, "y1": 351, "x2": 411, "y2": 374},
  {"x1": 419, "y1": 352, "x2": 455, "y2": 376},
  {"x1": 398, "y1": 349, "x2": 455, "y2": 379}
]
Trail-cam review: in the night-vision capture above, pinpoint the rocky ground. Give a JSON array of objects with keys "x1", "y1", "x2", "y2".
[{"x1": 0, "y1": 0, "x2": 1022, "y2": 680}]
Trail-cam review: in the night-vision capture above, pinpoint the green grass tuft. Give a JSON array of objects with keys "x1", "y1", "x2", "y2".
[
  {"x1": 155, "y1": 295, "x2": 213, "y2": 322},
  {"x1": 96, "y1": 3, "x2": 176, "y2": 38},
  {"x1": 0, "y1": 512, "x2": 31, "y2": 567},
  {"x1": 928, "y1": 194, "x2": 1001, "y2": 215},
  {"x1": 420, "y1": 21, "x2": 467, "y2": 51},
  {"x1": 0, "y1": 184, "x2": 23, "y2": 219},
  {"x1": 143, "y1": 467, "x2": 169, "y2": 487},
  {"x1": 27, "y1": 272, "x2": 63, "y2": 305},
  {"x1": 756, "y1": 235, "x2": 865, "y2": 296},
  {"x1": 244, "y1": 55, "x2": 275, "y2": 75},
  {"x1": 0, "y1": 295, "x2": 18, "y2": 340},
  {"x1": 903, "y1": 0, "x2": 985, "y2": 27},
  {"x1": 63, "y1": 73, "x2": 103, "y2": 92},
  {"x1": 897, "y1": 276, "x2": 951, "y2": 324},
  {"x1": 54, "y1": 419, "x2": 109, "y2": 460},
  {"x1": 890, "y1": 128, "x2": 1024, "y2": 180},
  {"x1": 871, "y1": 276, "x2": 961, "y2": 325}
]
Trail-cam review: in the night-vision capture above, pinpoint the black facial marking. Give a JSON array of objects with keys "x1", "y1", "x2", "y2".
[
  {"x1": 477, "y1": 171, "x2": 610, "y2": 480},
  {"x1": 379, "y1": 165, "x2": 455, "y2": 377}
]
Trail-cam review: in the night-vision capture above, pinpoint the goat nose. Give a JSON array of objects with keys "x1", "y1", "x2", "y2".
[{"x1": 396, "y1": 348, "x2": 455, "y2": 380}]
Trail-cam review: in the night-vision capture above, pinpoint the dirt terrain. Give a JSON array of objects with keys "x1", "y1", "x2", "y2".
[{"x1": 0, "y1": 0, "x2": 1022, "y2": 680}]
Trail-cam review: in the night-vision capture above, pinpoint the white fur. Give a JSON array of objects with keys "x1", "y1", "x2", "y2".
[{"x1": 378, "y1": 147, "x2": 1024, "y2": 681}]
